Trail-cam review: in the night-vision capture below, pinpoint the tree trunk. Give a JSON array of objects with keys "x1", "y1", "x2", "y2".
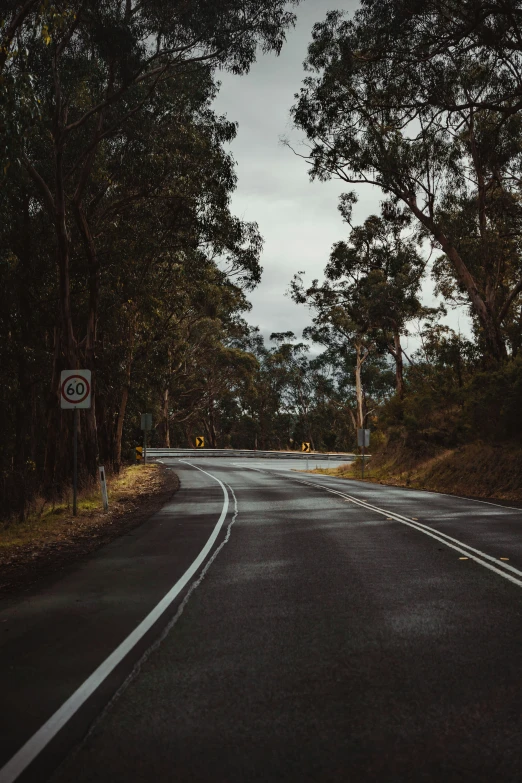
[
  {"x1": 43, "y1": 129, "x2": 78, "y2": 494},
  {"x1": 114, "y1": 324, "x2": 135, "y2": 469},
  {"x1": 184, "y1": 423, "x2": 192, "y2": 448},
  {"x1": 161, "y1": 386, "x2": 171, "y2": 447},
  {"x1": 43, "y1": 327, "x2": 63, "y2": 494},
  {"x1": 114, "y1": 386, "x2": 129, "y2": 470},
  {"x1": 73, "y1": 200, "x2": 100, "y2": 478},
  {"x1": 208, "y1": 405, "x2": 218, "y2": 447},
  {"x1": 405, "y1": 194, "x2": 507, "y2": 363},
  {"x1": 393, "y1": 331, "x2": 404, "y2": 399},
  {"x1": 354, "y1": 341, "x2": 365, "y2": 430}
]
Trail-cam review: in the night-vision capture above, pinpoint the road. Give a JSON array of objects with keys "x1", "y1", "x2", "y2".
[{"x1": 1, "y1": 457, "x2": 522, "y2": 782}]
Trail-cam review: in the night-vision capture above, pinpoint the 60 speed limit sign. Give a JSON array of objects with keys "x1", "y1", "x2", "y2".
[{"x1": 60, "y1": 370, "x2": 92, "y2": 409}]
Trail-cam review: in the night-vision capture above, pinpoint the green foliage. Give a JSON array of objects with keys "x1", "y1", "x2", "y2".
[
  {"x1": 0, "y1": 0, "x2": 301, "y2": 518},
  {"x1": 290, "y1": 2, "x2": 522, "y2": 363}
]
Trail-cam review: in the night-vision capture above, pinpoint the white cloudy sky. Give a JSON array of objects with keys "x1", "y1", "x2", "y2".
[{"x1": 213, "y1": 0, "x2": 470, "y2": 351}]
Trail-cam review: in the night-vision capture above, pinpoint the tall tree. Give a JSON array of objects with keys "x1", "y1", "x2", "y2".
[
  {"x1": 322, "y1": 202, "x2": 428, "y2": 398},
  {"x1": 5, "y1": 0, "x2": 295, "y2": 492},
  {"x1": 290, "y1": 4, "x2": 522, "y2": 363}
]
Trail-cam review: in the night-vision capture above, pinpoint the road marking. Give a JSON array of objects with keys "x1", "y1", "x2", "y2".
[
  {"x1": 296, "y1": 470, "x2": 522, "y2": 512},
  {"x1": 459, "y1": 557, "x2": 469, "y2": 560},
  {"x1": 0, "y1": 462, "x2": 229, "y2": 783},
  {"x1": 231, "y1": 464, "x2": 522, "y2": 586},
  {"x1": 293, "y1": 477, "x2": 522, "y2": 590}
]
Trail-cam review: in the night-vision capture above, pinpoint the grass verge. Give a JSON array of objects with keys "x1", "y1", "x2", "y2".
[
  {"x1": 0, "y1": 463, "x2": 179, "y2": 597},
  {"x1": 305, "y1": 443, "x2": 522, "y2": 503}
]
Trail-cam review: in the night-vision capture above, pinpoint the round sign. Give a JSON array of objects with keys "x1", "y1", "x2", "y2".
[{"x1": 61, "y1": 374, "x2": 91, "y2": 405}]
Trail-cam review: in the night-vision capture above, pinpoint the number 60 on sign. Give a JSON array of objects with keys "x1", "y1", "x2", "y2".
[{"x1": 60, "y1": 370, "x2": 92, "y2": 409}]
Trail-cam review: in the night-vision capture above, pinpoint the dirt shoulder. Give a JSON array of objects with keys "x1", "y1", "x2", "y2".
[{"x1": 0, "y1": 464, "x2": 179, "y2": 599}]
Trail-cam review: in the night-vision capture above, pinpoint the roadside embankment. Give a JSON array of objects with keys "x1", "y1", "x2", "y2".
[
  {"x1": 309, "y1": 442, "x2": 522, "y2": 503},
  {"x1": 0, "y1": 463, "x2": 179, "y2": 598}
]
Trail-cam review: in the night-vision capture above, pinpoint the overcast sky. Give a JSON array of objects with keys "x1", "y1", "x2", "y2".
[{"x1": 213, "y1": 0, "x2": 470, "y2": 352}]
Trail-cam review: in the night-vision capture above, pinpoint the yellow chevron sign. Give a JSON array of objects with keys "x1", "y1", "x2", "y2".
[
  {"x1": 301, "y1": 442, "x2": 311, "y2": 453},
  {"x1": 136, "y1": 446, "x2": 143, "y2": 461},
  {"x1": 195, "y1": 436, "x2": 205, "y2": 448}
]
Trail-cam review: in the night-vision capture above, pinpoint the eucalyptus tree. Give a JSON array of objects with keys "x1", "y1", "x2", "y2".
[
  {"x1": 77, "y1": 68, "x2": 263, "y2": 465},
  {"x1": 3, "y1": 0, "x2": 295, "y2": 492},
  {"x1": 323, "y1": 202, "x2": 428, "y2": 398},
  {"x1": 290, "y1": 3, "x2": 522, "y2": 363},
  {"x1": 266, "y1": 332, "x2": 318, "y2": 448},
  {"x1": 343, "y1": 1, "x2": 522, "y2": 117},
  {"x1": 290, "y1": 210, "x2": 425, "y2": 434}
]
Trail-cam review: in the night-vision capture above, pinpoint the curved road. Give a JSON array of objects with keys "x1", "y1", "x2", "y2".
[{"x1": 1, "y1": 458, "x2": 522, "y2": 782}]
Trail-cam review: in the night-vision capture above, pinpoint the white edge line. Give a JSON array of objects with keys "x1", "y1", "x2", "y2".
[{"x1": 0, "y1": 461, "x2": 229, "y2": 783}]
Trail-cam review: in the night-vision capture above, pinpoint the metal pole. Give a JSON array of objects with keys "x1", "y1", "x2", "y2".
[
  {"x1": 73, "y1": 407, "x2": 78, "y2": 515},
  {"x1": 143, "y1": 428, "x2": 147, "y2": 465},
  {"x1": 362, "y1": 440, "x2": 365, "y2": 480}
]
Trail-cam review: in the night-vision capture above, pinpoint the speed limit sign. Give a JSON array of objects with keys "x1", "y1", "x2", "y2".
[{"x1": 60, "y1": 370, "x2": 92, "y2": 409}]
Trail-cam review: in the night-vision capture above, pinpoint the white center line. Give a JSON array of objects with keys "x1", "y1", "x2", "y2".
[{"x1": 295, "y1": 477, "x2": 522, "y2": 589}]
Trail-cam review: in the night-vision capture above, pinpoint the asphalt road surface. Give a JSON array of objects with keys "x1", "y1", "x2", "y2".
[{"x1": 1, "y1": 458, "x2": 522, "y2": 782}]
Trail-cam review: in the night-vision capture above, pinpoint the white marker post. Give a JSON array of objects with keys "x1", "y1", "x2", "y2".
[
  {"x1": 98, "y1": 466, "x2": 109, "y2": 511},
  {"x1": 60, "y1": 370, "x2": 92, "y2": 515}
]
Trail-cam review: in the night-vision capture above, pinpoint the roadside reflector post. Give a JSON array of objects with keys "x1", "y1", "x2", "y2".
[
  {"x1": 99, "y1": 466, "x2": 109, "y2": 511},
  {"x1": 60, "y1": 370, "x2": 92, "y2": 517},
  {"x1": 141, "y1": 413, "x2": 152, "y2": 464}
]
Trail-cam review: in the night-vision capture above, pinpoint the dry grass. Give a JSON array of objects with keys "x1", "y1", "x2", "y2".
[
  {"x1": 0, "y1": 463, "x2": 180, "y2": 596},
  {"x1": 308, "y1": 442, "x2": 522, "y2": 502},
  {"x1": 308, "y1": 462, "x2": 355, "y2": 479},
  {"x1": 0, "y1": 464, "x2": 161, "y2": 553}
]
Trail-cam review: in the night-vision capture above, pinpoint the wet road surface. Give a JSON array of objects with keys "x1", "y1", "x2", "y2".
[{"x1": 1, "y1": 459, "x2": 522, "y2": 782}]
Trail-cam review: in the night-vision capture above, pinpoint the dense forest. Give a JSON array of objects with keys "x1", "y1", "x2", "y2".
[{"x1": 2, "y1": 0, "x2": 522, "y2": 521}]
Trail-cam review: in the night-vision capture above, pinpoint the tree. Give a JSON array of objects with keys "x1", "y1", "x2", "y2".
[
  {"x1": 290, "y1": 5, "x2": 522, "y2": 363},
  {"x1": 8, "y1": 0, "x2": 298, "y2": 488},
  {"x1": 342, "y1": 1, "x2": 522, "y2": 117},
  {"x1": 323, "y1": 201, "x2": 428, "y2": 398},
  {"x1": 2, "y1": 0, "x2": 299, "y2": 514},
  {"x1": 290, "y1": 209, "x2": 425, "y2": 434},
  {"x1": 268, "y1": 332, "x2": 317, "y2": 448}
]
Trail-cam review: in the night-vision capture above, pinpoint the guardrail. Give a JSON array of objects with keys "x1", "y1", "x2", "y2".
[{"x1": 145, "y1": 448, "x2": 358, "y2": 462}]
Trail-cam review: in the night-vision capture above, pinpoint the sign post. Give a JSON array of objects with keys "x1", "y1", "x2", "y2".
[
  {"x1": 73, "y1": 408, "x2": 78, "y2": 515},
  {"x1": 301, "y1": 441, "x2": 311, "y2": 470},
  {"x1": 357, "y1": 428, "x2": 370, "y2": 479},
  {"x1": 141, "y1": 413, "x2": 152, "y2": 464},
  {"x1": 60, "y1": 370, "x2": 92, "y2": 515}
]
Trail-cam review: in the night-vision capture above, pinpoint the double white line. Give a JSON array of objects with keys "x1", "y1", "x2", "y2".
[{"x1": 296, "y1": 477, "x2": 522, "y2": 589}]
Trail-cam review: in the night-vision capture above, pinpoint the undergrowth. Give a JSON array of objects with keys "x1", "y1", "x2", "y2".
[{"x1": 0, "y1": 464, "x2": 159, "y2": 549}]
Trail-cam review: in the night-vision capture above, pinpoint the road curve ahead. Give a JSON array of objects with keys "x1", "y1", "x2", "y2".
[{"x1": 1, "y1": 459, "x2": 522, "y2": 782}]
